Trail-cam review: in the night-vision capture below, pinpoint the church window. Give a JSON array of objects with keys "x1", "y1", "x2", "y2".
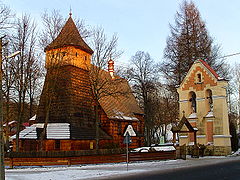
[
  {"x1": 84, "y1": 56, "x2": 87, "y2": 60},
  {"x1": 76, "y1": 52, "x2": 78, "y2": 57}
]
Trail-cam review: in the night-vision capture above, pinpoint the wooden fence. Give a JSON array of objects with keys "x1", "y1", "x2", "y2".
[{"x1": 4, "y1": 149, "x2": 176, "y2": 167}]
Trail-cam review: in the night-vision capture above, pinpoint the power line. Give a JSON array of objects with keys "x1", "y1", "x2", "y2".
[{"x1": 218, "y1": 52, "x2": 240, "y2": 59}]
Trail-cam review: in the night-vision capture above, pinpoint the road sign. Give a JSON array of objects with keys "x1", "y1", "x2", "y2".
[
  {"x1": 124, "y1": 125, "x2": 136, "y2": 136},
  {"x1": 123, "y1": 132, "x2": 132, "y2": 144}
]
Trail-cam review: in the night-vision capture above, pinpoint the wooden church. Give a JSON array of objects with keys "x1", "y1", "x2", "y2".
[
  {"x1": 12, "y1": 14, "x2": 144, "y2": 151},
  {"x1": 176, "y1": 59, "x2": 231, "y2": 155}
]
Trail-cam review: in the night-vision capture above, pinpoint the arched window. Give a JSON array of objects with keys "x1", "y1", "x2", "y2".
[
  {"x1": 197, "y1": 73, "x2": 202, "y2": 82},
  {"x1": 206, "y1": 89, "x2": 213, "y2": 112},
  {"x1": 189, "y1": 91, "x2": 197, "y2": 113}
]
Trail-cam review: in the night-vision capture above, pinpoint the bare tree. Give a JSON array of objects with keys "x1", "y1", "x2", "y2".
[
  {"x1": 10, "y1": 14, "x2": 39, "y2": 151},
  {"x1": 124, "y1": 51, "x2": 157, "y2": 146},
  {"x1": 89, "y1": 27, "x2": 123, "y2": 149},
  {"x1": 0, "y1": 2, "x2": 14, "y2": 35}
]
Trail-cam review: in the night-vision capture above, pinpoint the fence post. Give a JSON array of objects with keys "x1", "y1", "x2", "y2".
[{"x1": 10, "y1": 158, "x2": 13, "y2": 169}]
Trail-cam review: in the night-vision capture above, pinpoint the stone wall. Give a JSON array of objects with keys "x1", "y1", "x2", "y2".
[{"x1": 186, "y1": 145, "x2": 231, "y2": 156}]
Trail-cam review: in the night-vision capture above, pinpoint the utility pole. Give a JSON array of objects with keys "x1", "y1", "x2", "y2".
[{"x1": 0, "y1": 37, "x2": 5, "y2": 180}]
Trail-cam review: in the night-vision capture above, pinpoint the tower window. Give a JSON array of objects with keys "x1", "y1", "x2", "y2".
[
  {"x1": 76, "y1": 52, "x2": 78, "y2": 57},
  {"x1": 84, "y1": 56, "x2": 87, "y2": 60},
  {"x1": 197, "y1": 73, "x2": 202, "y2": 82}
]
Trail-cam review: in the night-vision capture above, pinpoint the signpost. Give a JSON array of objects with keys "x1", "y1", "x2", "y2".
[
  {"x1": 123, "y1": 132, "x2": 131, "y2": 171},
  {"x1": 123, "y1": 125, "x2": 136, "y2": 171}
]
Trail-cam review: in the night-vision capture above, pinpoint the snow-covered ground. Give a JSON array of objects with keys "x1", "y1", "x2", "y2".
[{"x1": 5, "y1": 156, "x2": 240, "y2": 180}]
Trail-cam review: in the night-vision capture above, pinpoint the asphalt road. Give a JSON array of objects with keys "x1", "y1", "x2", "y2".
[{"x1": 111, "y1": 159, "x2": 240, "y2": 180}]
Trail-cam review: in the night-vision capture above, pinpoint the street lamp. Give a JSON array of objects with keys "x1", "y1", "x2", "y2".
[{"x1": 0, "y1": 37, "x2": 20, "y2": 180}]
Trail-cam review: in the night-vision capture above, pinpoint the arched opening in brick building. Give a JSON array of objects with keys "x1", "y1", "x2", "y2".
[
  {"x1": 206, "y1": 89, "x2": 213, "y2": 112},
  {"x1": 189, "y1": 91, "x2": 197, "y2": 113}
]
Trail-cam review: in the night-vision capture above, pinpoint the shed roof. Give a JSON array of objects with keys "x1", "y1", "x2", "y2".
[{"x1": 44, "y1": 16, "x2": 93, "y2": 54}]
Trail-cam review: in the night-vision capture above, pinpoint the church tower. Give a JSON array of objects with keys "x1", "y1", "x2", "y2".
[
  {"x1": 44, "y1": 14, "x2": 93, "y2": 70},
  {"x1": 36, "y1": 14, "x2": 96, "y2": 132},
  {"x1": 177, "y1": 59, "x2": 231, "y2": 155}
]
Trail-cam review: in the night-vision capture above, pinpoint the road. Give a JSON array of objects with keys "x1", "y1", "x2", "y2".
[{"x1": 111, "y1": 158, "x2": 240, "y2": 180}]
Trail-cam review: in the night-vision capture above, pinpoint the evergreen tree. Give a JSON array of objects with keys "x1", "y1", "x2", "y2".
[{"x1": 162, "y1": 0, "x2": 227, "y2": 87}]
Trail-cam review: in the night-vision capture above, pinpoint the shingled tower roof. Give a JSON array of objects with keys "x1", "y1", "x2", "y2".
[{"x1": 44, "y1": 15, "x2": 94, "y2": 54}]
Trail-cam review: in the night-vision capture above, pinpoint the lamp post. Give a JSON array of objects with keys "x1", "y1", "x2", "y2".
[
  {"x1": 0, "y1": 36, "x2": 5, "y2": 180},
  {"x1": 0, "y1": 37, "x2": 20, "y2": 180}
]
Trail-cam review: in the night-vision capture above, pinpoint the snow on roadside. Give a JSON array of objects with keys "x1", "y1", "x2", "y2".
[
  {"x1": 5, "y1": 160, "x2": 181, "y2": 180},
  {"x1": 5, "y1": 156, "x2": 239, "y2": 180}
]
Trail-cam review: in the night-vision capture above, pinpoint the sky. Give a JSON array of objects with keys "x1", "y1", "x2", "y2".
[{"x1": 2, "y1": 0, "x2": 240, "y2": 67}]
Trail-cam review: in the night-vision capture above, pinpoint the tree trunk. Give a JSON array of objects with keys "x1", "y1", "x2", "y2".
[{"x1": 95, "y1": 105, "x2": 99, "y2": 150}]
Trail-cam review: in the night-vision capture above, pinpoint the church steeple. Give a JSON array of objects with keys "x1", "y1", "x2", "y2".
[
  {"x1": 45, "y1": 15, "x2": 93, "y2": 70},
  {"x1": 45, "y1": 15, "x2": 93, "y2": 55}
]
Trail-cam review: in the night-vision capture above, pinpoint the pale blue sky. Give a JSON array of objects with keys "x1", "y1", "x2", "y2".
[{"x1": 2, "y1": 0, "x2": 240, "y2": 66}]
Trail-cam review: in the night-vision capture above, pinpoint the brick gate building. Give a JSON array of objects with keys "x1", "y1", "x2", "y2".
[{"x1": 177, "y1": 59, "x2": 231, "y2": 155}]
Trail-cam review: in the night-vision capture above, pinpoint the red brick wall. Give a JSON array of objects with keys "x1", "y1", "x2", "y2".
[{"x1": 182, "y1": 66, "x2": 217, "y2": 91}]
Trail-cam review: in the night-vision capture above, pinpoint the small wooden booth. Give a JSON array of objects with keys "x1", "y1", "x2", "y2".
[{"x1": 172, "y1": 113, "x2": 199, "y2": 158}]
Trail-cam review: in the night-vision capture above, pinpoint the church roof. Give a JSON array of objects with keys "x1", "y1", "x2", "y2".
[
  {"x1": 44, "y1": 16, "x2": 94, "y2": 54},
  {"x1": 198, "y1": 59, "x2": 220, "y2": 79},
  {"x1": 97, "y1": 68, "x2": 143, "y2": 121}
]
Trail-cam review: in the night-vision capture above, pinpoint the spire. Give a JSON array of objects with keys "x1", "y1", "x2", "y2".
[
  {"x1": 69, "y1": 6, "x2": 72, "y2": 17},
  {"x1": 44, "y1": 15, "x2": 93, "y2": 54}
]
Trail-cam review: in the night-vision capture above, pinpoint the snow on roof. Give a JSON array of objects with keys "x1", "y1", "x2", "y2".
[
  {"x1": 3, "y1": 120, "x2": 16, "y2": 127},
  {"x1": 11, "y1": 123, "x2": 70, "y2": 140},
  {"x1": 47, "y1": 123, "x2": 70, "y2": 139},
  {"x1": 29, "y1": 115, "x2": 36, "y2": 121},
  {"x1": 110, "y1": 115, "x2": 138, "y2": 121},
  {"x1": 110, "y1": 111, "x2": 138, "y2": 121},
  {"x1": 32, "y1": 123, "x2": 44, "y2": 128},
  {"x1": 11, "y1": 126, "x2": 37, "y2": 139},
  {"x1": 205, "y1": 111, "x2": 214, "y2": 118},
  {"x1": 188, "y1": 113, "x2": 197, "y2": 119}
]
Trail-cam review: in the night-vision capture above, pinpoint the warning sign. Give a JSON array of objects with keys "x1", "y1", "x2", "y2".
[{"x1": 124, "y1": 125, "x2": 136, "y2": 137}]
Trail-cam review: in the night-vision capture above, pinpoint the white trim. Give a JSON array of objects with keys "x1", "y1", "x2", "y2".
[
  {"x1": 206, "y1": 119, "x2": 214, "y2": 122},
  {"x1": 213, "y1": 135, "x2": 232, "y2": 138},
  {"x1": 179, "y1": 135, "x2": 188, "y2": 138},
  {"x1": 197, "y1": 135, "x2": 206, "y2": 138},
  {"x1": 189, "y1": 120, "x2": 197, "y2": 123},
  {"x1": 212, "y1": 95, "x2": 226, "y2": 99},
  {"x1": 196, "y1": 98, "x2": 205, "y2": 101},
  {"x1": 179, "y1": 99, "x2": 189, "y2": 103}
]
